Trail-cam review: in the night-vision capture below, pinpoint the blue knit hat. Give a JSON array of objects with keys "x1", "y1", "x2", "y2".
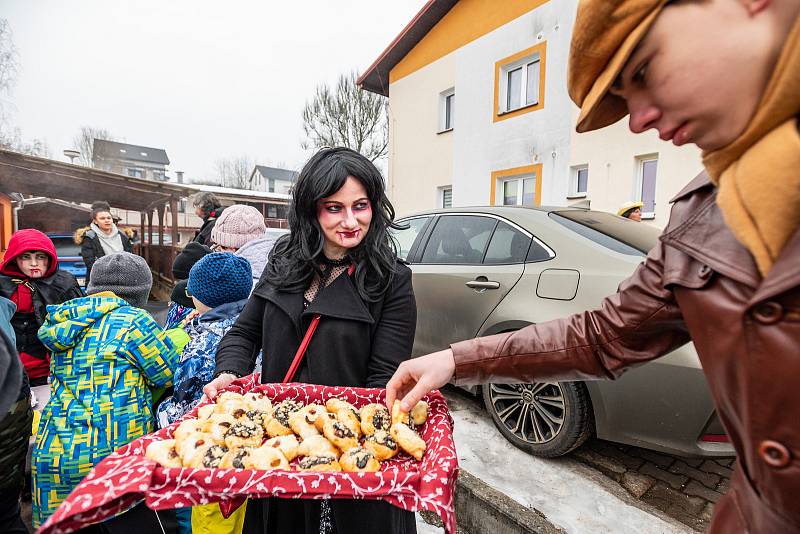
[{"x1": 187, "y1": 252, "x2": 252, "y2": 308}]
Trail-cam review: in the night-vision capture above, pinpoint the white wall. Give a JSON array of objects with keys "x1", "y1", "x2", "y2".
[
  {"x1": 452, "y1": 0, "x2": 576, "y2": 207},
  {"x1": 387, "y1": 52, "x2": 456, "y2": 217},
  {"x1": 567, "y1": 109, "x2": 704, "y2": 228}
]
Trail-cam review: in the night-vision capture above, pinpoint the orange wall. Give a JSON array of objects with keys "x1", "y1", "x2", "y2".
[
  {"x1": 0, "y1": 193, "x2": 13, "y2": 259},
  {"x1": 390, "y1": 0, "x2": 548, "y2": 84}
]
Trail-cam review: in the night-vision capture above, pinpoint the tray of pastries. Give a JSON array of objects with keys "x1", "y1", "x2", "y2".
[{"x1": 39, "y1": 375, "x2": 459, "y2": 534}]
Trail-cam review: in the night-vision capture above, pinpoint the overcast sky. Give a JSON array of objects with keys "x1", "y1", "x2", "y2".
[{"x1": 1, "y1": 0, "x2": 426, "y2": 180}]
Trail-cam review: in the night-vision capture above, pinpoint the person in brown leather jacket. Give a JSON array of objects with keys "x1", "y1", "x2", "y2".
[{"x1": 386, "y1": 1, "x2": 800, "y2": 532}]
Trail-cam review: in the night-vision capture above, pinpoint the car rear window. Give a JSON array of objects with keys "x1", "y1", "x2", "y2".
[
  {"x1": 50, "y1": 237, "x2": 82, "y2": 258},
  {"x1": 548, "y1": 210, "x2": 660, "y2": 257}
]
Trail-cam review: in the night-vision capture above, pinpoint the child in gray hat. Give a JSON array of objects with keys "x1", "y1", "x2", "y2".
[{"x1": 31, "y1": 252, "x2": 188, "y2": 529}]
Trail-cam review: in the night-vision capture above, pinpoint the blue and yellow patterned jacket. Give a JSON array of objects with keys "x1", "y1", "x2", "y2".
[{"x1": 31, "y1": 292, "x2": 188, "y2": 528}]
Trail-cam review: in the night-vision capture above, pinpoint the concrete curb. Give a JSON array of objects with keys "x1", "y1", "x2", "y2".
[{"x1": 421, "y1": 469, "x2": 565, "y2": 534}]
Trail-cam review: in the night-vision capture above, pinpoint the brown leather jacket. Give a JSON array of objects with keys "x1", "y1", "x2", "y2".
[{"x1": 451, "y1": 172, "x2": 800, "y2": 533}]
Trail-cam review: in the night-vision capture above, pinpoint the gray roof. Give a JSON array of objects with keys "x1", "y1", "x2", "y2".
[
  {"x1": 93, "y1": 139, "x2": 170, "y2": 165},
  {"x1": 253, "y1": 165, "x2": 298, "y2": 182}
]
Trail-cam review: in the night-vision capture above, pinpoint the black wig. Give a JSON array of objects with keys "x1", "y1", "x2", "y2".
[{"x1": 264, "y1": 147, "x2": 402, "y2": 301}]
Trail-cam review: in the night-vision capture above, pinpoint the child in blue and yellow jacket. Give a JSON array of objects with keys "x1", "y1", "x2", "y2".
[{"x1": 31, "y1": 252, "x2": 188, "y2": 528}]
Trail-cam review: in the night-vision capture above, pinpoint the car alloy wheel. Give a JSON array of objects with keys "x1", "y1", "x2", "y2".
[{"x1": 483, "y1": 381, "x2": 593, "y2": 458}]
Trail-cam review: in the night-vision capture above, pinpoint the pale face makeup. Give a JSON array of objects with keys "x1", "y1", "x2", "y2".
[
  {"x1": 16, "y1": 251, "x2": 50, "y2": 278},
  {"x1": 316, "y1": 175, "x2": 373, "y2": 259}
]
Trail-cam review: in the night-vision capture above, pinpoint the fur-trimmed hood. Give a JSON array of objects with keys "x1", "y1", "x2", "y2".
[{"x1": 74, "y1": 226, "x2": 134, "y2": 245}]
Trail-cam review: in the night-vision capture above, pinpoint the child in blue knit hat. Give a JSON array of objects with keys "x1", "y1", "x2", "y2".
[{"x1": 156, "y1": 252, "x2": 252, "y2": 427}]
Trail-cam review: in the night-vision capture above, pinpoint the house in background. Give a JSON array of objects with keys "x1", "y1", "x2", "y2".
[
  {"x1": 358, "y1": 0, "x2": 702, "y2": 227},
  {"x1": 250, "y1": 165, "x2": 298, "y2": 195},
  {"x1": 92, "y1": 139, "x2": 170, "y2": 182}
]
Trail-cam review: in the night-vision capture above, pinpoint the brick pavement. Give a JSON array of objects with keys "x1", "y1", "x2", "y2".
[{"x1": 570, "y1": 438, "x2": 735, "y2": 531}]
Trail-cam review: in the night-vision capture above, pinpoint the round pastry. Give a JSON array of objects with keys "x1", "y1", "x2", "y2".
[
  {"x1": 245, "y1": 410, "x2": 270, "y2": 432},
  {"x1": 215, "y1": 391, "x2": 248, "y2": 415},
  {"x1": 288, "y1": 404, "x2": 325, "y2": 438},
  {"x1": 390, "y1": 423, "x2": 426, "y2": 461},
  {"x1": 145, "y1": 439, "x2": 182, "y2": 468},
  {"x1": 325, "y1": 398, "x2": 359, "y2": 418},
  {"x1": 359, "y1": 404, "x2": 391, "y2": 435},
  {"x1": 224, "y1": 420, "x2": 265, "y2": 449},
  {"x1": 391, "y1": 400, "x2": 410, "y2": 426},
  {"x1": 264, "y1": 435, "x2": 300, "y2": 461},
  {"x1": 411, "y1": 401, "x2": 429, "y2": 427},
  {"x1": 202, "y1": 413, "x2": 237, "y2": 444},
  {"x1": 182, "y1": 441, "x2": 214, "y2": 468},
  {"x1": 313, "y1": 411, "x2": 337, "y2": 433},
  {"x1": 340, "y1": 447, "x2": 380, "y2": 472},
  {"x1": 363, "y1": 430, "x2": 399, "y2": 461},
  {"x1": 267, "y1": 400, "x2": 304, "y2": 437},
  {"x1": 199, "y1": 444, "x2": 228, "y2": 468},
  {"x1": 297, "y1": 435, "x2": 339, "y2": 458},
  {"x1": 298, "y1": 455, "x2": 341, "y2": 472},
  {"x1": 248, "y1": 446, "x2": 290, "y2": 471},
  {"x1": 244, "y1": 392, "x2": 273, "y2": 413},
  {"x1": 322, "y1": 418, "x2": 359, "y2": 452},
  {"x1": 335, "y1": 408, "x2": 362, "y2": 438},
  {"x1": 197, "y1": 403, "x2": 216, "y2": 420},
  {"x1": 173, "y1": 419, "x2": 205, "y2": 441},
  {"x1": 176, "y1": 432, "x2": 213, "y2": 458},
  {"x1": 219, "y1": 447, "x2": 252, "y2": 469}
]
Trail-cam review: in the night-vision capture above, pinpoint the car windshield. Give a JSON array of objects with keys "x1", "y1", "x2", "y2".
[
  {"x1": 549, "y1": 210, "x2": 661, "y2": 257},
  {"x1": 50, "y1": 237, "x2": 82, "y2": 258}
]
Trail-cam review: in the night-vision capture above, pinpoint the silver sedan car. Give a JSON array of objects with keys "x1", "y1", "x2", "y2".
[{"x1": 392, "y1": 206, "x2": 735, "y2": 458}]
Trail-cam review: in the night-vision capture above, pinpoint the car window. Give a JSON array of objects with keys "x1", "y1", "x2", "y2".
[
  {"x1": 484, "y1": 221, "x2": 530, "y2": 264},
  {"x1": 549, "y1": 210, "x2": 659, "y2": 257},
  {"x1": 421, "y1": 215, "x2": 497, "y2": 264},
  {"x1": 50, "y1": 237, "x2": 82, "y2": 258},
  {"x1": 391, "y1": 217, "x2": 430, "y2": 261}
]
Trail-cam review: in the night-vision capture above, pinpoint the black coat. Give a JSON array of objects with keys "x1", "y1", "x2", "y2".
[
  {"x1": 193, "y1": 210, "x2": 222, "y2": 247},
  {"x1": 79, "y1": 229, "x2": 133, "y2": 282},
  {"x1": 0, "y1": 271, "x2": 83, "y2": 362},
  {"x1": 215, "y1": 261, "x2": 417, "y2": 534}
]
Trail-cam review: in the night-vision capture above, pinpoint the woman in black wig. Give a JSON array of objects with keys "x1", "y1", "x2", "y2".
[{"x1": 207, "y1": 147, "x2": 418, "y2": 534}]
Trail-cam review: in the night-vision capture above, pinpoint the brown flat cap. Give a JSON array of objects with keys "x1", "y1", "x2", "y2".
[{"x1": 568, "y1": 0, "x2": 669, "y2": 133}]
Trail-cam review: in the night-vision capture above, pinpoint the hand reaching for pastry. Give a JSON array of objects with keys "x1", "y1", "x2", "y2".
[
  {"x1": 203, "y1": 373, "x2": 238, "y2": 400},
  {"x1": 385, "y1": 348, "x2": 456, "y2": 412}
]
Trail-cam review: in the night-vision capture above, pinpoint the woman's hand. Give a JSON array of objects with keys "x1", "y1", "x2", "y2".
[
  {"x1": 183, "y1": 310, "x2": 200, "y2": 325},
  {"x1": 202, "y1": 373, "x2": 238, "y2": 400},
  {"x1": 385, "y1": 349, "x2": 456, "y2": 412}
]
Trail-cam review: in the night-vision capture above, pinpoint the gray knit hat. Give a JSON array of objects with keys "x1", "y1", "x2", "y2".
[{"x1": 87, "y1": 252, "x2": 153, "y2": 308}]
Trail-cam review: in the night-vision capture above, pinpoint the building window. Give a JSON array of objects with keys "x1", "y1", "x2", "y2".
[
  {"x1": 439, "y1": 89, "x2": 455, "y2": 132},
  {"x1": 153, "y1": 170, "x2": 165, "y2": 181},
  {"x1": 569, "y1": 165, "x2": 589, "y2": 198},
  {"x1": 267, "y1": 205, "x2": 278, "y2": 218},
  {"x1": 494, "y1": 42, "x2": 546, "y2": 122},
  {"x1": 179, "y1": 199, "x2": 187, "y2": 213},
  {"x1": 126, "y1": 167, "x2": 143, "y2": 178},
  {"x1": 490, "y1": 164, "x2": 543, "y2": 206},
  {"x1": 637, "y1": 156, "x2": 658, "y2": 219},
  {"x1": 268, "y1": 178, "x2": 275, "y2": 193},
  {"x1": 439, "y1": 186, "x2": 453, "y2": 208}
]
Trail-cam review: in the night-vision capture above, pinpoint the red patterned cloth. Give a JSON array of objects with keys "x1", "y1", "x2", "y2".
[{"x1": 39, "y1": 375, "x2": 459, "y2": 534}]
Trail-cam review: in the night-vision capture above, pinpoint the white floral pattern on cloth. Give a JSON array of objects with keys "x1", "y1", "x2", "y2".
[{"x1": 39, "y1": 375, "x2": 459, "y2": 534}]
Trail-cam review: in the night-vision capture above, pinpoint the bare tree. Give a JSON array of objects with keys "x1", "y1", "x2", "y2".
[
  {"x1": 301, "y1": 71, "x2": 388, "y2": 162},
  {"x1": 189, "y1": 177, "x2": 223, "y2": 186},
  {"x1": 0, "y1": 126, "x2": 50, "y2": 157},
  {"x1": 72, "y1": 126, "x2": 115, "y2": 166},
  {"x1": 215, "y1": 155, "x2": 255, "y2": 189},
  {"x1": 0, "y1": 19, "x2": 19, "y2": 129}
]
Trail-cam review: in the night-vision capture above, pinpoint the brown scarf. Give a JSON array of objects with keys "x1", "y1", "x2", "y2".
[{"x1": 703, "y1": 17, "x2": 800, "y2": 277}]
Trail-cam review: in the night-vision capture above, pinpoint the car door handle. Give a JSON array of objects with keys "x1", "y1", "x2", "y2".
[{"x1": 465, "y1": 280, "x2": 500, "y2": 290}]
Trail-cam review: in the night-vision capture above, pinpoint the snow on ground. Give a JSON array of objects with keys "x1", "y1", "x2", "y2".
[{"x1": 449, "y1": 398, "x2": 690, "y2": 534}]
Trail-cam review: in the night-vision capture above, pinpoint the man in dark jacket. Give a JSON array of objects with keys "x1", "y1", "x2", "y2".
[
  {"x1": 0, "y1": 229, "x2": 83, "y2": 386},
  {"x1": 0, "y1": 296, "x2": 32, "y2": 534},
  {"x1": 387, "y1": 1, "x2": 800, "y2": 532},
  {"x1": 191, "y1": 192, "x2": 223, "y2": 246}
]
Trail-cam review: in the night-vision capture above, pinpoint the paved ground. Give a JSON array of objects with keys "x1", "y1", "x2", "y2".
[{"x1": 442, "y1": 386, "x2": 734, "y2": 532}]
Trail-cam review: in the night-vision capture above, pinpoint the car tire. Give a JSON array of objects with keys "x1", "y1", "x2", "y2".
[{"x1": 482, "y1": 381, "x2": 593, "y2": 458}]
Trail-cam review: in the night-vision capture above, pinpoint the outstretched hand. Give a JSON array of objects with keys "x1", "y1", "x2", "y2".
[
  {"x1": 202, "y1": 373, "x2": 238, "y2": 400},
  {"x1": 385, "y1": 349, "x2": 456, "y2": 411}
]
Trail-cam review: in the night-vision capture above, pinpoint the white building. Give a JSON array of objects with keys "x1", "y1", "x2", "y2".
[{"x1": 358, "y1": 0, "x2": 703, "y2": 228}]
